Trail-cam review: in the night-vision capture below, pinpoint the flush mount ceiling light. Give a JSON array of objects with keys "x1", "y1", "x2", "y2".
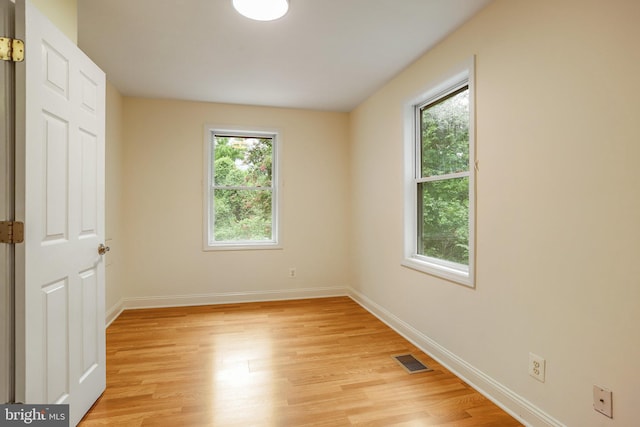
[{"x1": 232, "y1": 0, "x2": 289, "y2": 21}]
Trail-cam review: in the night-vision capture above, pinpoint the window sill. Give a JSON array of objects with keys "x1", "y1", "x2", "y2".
[
  {"x1": 401, "y1": 256, "x2": 474, "y2": 288},
  {"x1": 203, "y1": 243, "x2": 283, "y2": 252}
]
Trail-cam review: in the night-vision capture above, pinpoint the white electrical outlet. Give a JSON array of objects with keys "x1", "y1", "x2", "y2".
[
  {"x1": 288, "y1": 268, "x2": 296, "y2": 278},
  {"x1": 593, "y1": 385, "x2": 613, "y2": 418},
  {"x1": 528, "y1": 353, "x2": 545, "y2": 382}
]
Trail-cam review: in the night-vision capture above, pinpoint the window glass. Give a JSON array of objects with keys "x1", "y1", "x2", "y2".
[
  {"x1": 420, "y1": 87, "x2": 469, "y2": 177},
  {"x1": 213, "y1": 188, "x2": 273, "y2": 242},
  {"x1": 214, "y1": 136, "x2": 273, "y2": 187},
  {"x1": 417, "y1": 177, "x2": 469, "y2": 264},
  {"x1": 418, "y1": 85, "x2": 470, "y2": 267}
]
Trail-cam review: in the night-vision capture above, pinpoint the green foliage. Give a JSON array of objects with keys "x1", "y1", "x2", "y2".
[
  {"x1": 419, "y1": 178, "x2": 469, "y2": 264},
  {"x1": 212, "y1": 136, "x2": 274, "y2": 242},
  {"x1": 421, "y1": 87, "x2": 469, "y2": 176},
  {"x1": 419, "y1": 87, "x2": 470, "y2": 265}
]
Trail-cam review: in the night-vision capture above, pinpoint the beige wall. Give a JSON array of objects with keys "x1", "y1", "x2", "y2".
[
  {"x1": 105, "y1": 82, "x2": 125, "y2": 318},
  {"x1": 349, "y1": 0, "x2": 640, "y2": 425},
  {"x1": 121, "y1": 98, "x2": 350, "y2": 303},
  {"x1": 30, "y1": 0, "x2": 77, "y2": 43}
]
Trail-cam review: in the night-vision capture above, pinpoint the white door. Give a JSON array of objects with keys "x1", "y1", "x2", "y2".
[{"x1": 13, "y1": 0, "x2": 106, "y2": 425}]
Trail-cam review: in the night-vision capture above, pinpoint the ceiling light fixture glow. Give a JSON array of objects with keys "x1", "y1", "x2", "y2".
[{"x1": 232, "y1": 0, "x2": 289, "y2": 21}]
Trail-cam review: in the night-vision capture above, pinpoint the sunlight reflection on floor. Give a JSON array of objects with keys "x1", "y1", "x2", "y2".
[{"x1": 212, "y1": 332, "x2": 276, "y2": 424}]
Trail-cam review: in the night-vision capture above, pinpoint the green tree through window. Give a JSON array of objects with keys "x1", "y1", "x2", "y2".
[
  {"x1": 418, "y1": 86, "x2": 470, "y2": 265},
  {"x1": 210, "y1": 132, "x2": 276, "y2": 244}
]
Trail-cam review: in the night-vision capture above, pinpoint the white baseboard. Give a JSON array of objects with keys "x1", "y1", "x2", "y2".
[
  {"x1": 113, "y1": 286, "x2": 347, "y2": 312},
  {"x1": 348, "y1": 287, "x2": 564, "y2": 427},
  {"x1": 105, "y1": 298, "x2": 124, "y2": 327}
]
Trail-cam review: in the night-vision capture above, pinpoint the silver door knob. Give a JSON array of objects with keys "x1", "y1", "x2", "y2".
[{"x1": 98, "y1": 243, "x2": 110, "y2": 255}]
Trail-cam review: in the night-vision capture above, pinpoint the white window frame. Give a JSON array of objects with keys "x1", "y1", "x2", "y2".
[
  {"x1": 203, "y1": 125, "x2": 282, "y2": 251},
  {"x1": 402, "y1": 57, "x2": 476, "y2": 287}
]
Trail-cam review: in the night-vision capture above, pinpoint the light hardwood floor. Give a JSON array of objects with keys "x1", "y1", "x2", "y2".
[{"x1": 79, "y1": 297, "x2": 522, "y2": 426}]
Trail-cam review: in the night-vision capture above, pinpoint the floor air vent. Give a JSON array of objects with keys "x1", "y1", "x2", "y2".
[{"x1": 392, "y1": 354, "x2": 432, "y2": 374}]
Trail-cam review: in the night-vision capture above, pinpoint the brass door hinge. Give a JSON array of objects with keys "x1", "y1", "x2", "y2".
[
  {"x1": 0, "y1": 221, "x2": 24, "y2": 244},
  {"x1": 0, "y1": 37, "x2": 25, "y2": 62}
]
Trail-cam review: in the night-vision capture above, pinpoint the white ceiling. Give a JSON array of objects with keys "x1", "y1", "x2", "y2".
[{"x1": 78, "y1": 0, "x2": 491, "y2": 112}]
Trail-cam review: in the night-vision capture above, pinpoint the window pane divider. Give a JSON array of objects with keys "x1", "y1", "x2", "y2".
[
  {"x1": 213, "y1": 186, "x2": 274, "y2": 191},
  {"x1": 416, "y1": 171, "x2": 469, "y2": 183}
]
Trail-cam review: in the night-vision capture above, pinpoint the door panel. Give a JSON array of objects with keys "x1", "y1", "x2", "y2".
[
  {"x1": 79, "y1": 267, "x2": 99, "y2": 378},
  {"x1": 80, "y1": 130, "x2": 98, "y2": 236},
  {"x1": 14, "y1": 0, "x2": 106, "y2": 424},
  {"x1": 43, "y1": 113, "x2": 69, "y2": 241},
  {"x1": 42, "y1": 278, "x2": 69, "y2": 403}
]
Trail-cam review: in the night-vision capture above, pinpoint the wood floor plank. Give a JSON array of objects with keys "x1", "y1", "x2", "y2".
[{"x1": 79, "y1": 297, "x2": 521, "y2": 426}]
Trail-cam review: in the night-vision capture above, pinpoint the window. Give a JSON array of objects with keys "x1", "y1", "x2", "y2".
[
  {"x1": 204, "y1": 126, "x2": 280, "y2": 250},
  {"x1": 403, "y1": 59, "x2": 475, "y2": 286}
]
